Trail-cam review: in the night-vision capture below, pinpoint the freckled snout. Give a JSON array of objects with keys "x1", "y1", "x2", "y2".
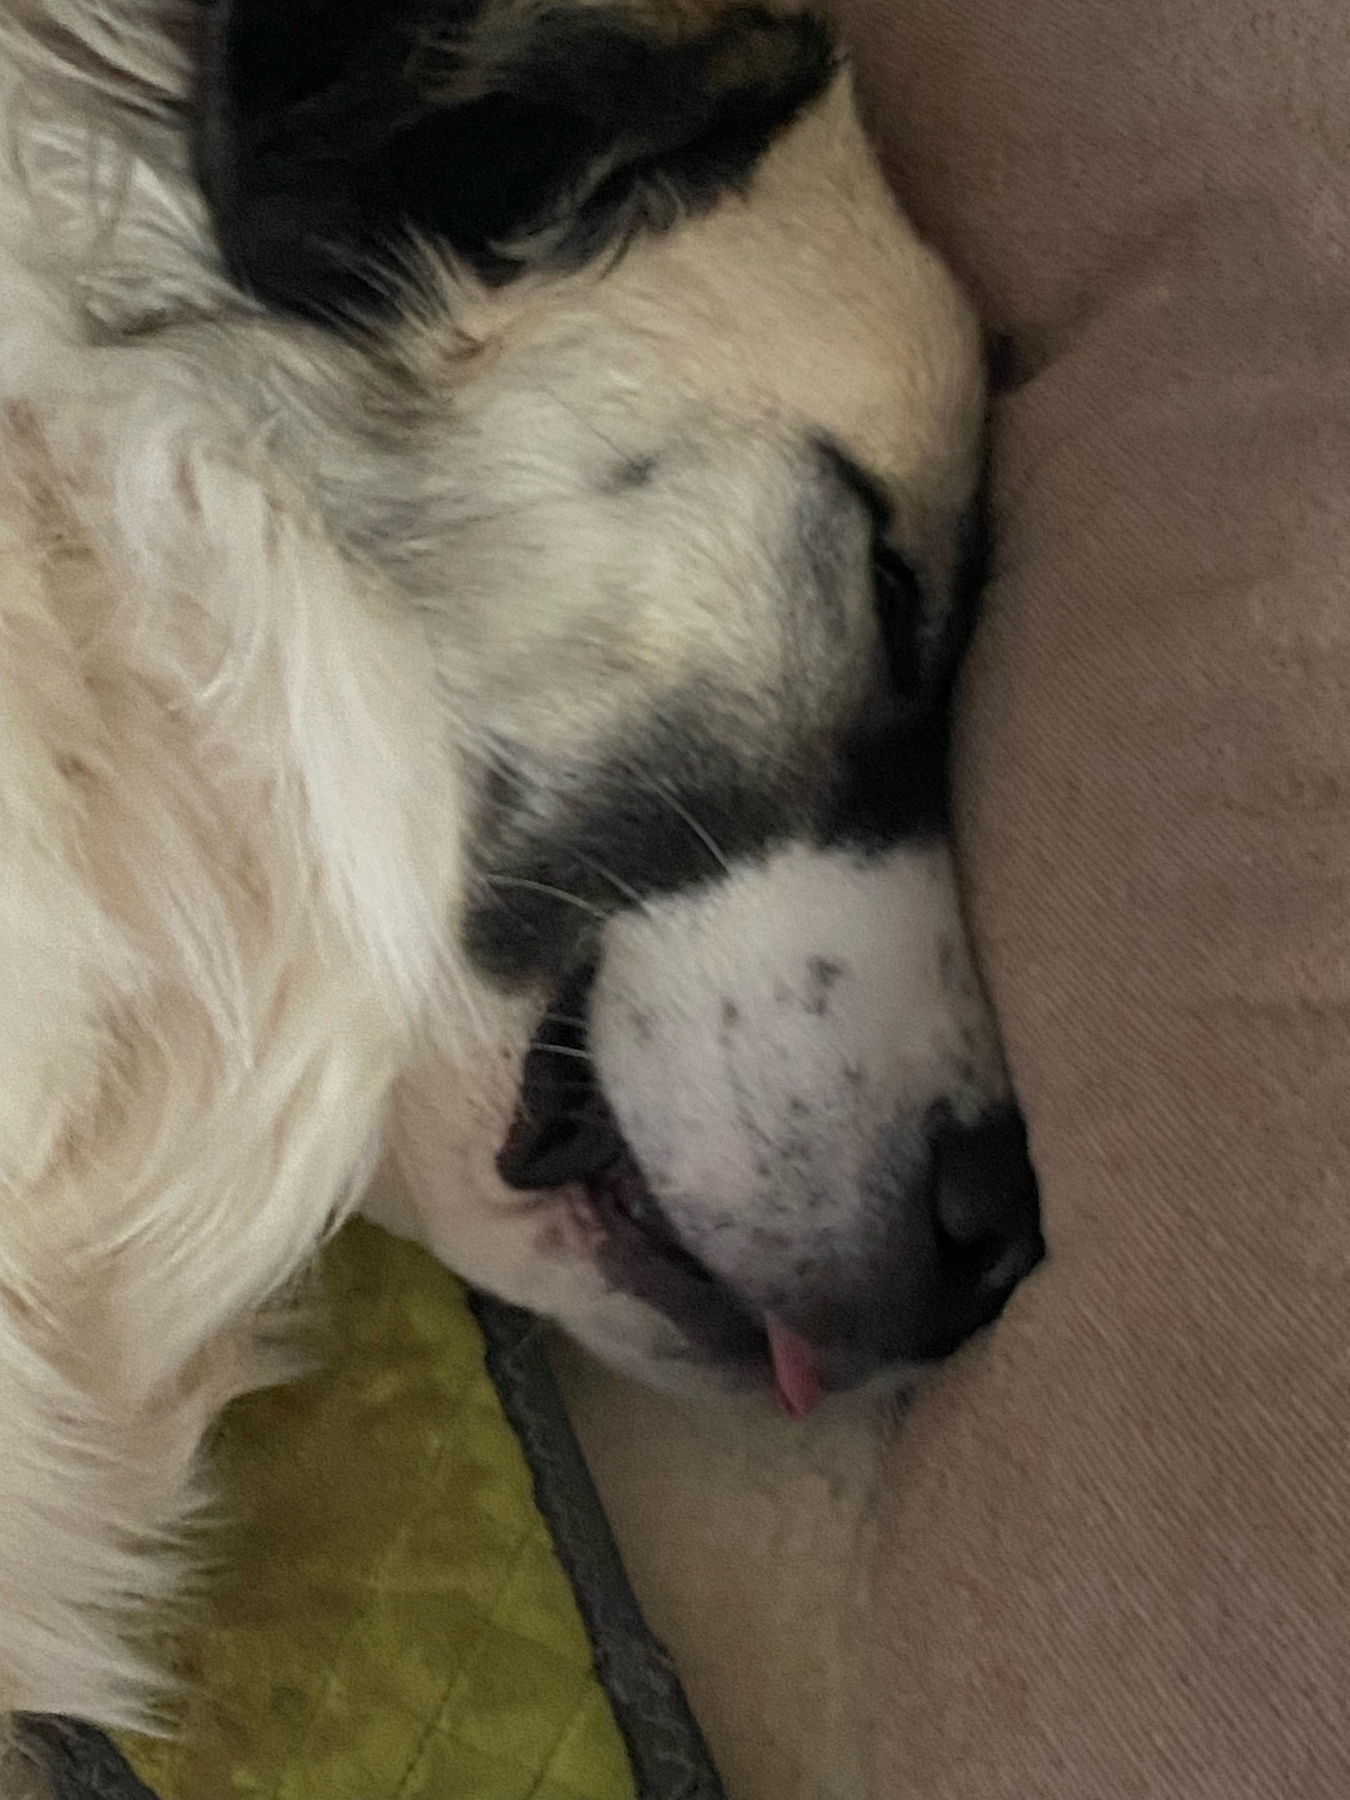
[{"x1": 575, "y1": 839, "x2": 1045, "y2": 1400}]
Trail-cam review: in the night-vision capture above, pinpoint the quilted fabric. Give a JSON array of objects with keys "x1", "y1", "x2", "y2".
[{"x1": 115, "y1": 1220, "x2": 636, "y2": 1800}]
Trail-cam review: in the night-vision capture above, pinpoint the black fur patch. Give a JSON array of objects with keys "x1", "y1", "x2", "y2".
[
  {"x1": 464, "y1": 728, "x2": 797, "y2": 984},
  {"x1": 194, "y1": 0, "x2": 837, "y2": 323},
  {"x1": 464, "y1": 679, "x2": 951, "y2": 987},
  {"x1": 821, "y1": 702, "x2": 949, "y2": 848}
]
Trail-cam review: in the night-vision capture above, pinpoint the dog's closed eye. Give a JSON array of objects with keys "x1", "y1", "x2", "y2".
[
  {"x1": 872, "y1": 537, "x2": 926, "y2": 701},
  {"x1": 814, "y1": 439, "x2": 928, "y2": 702}
]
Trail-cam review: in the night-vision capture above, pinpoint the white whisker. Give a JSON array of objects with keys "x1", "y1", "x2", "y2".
[
  {"x1": 538, "y1": 382, "x2": 626, "y2": 460},
  {"x1": 487, "y1": 875, "x2": 608, "y2": 918},
  {"x1": 645, "y1": 778, "x2": 734, "y2": 875},
  {"x1": 572, "y1": 849, "x2": 645, "y2": 908}
]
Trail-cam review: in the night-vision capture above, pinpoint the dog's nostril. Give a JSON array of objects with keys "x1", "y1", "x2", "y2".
[{"x1": 932, "y1": 1105, "x2": 1043, "y2": 1290}]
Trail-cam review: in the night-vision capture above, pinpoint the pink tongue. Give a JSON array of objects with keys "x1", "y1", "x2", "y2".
[{"x1": 766, "y1": 1315, "x2": 823, "y2": 1419}]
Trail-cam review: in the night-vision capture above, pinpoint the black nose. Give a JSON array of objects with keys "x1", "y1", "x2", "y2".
[
  {"x1": 933, "y1": 1106, "x2": 1044, "y2": 1285},
  {"x1": 763, "y1": 1103, "x2": 1046, "y2": 1390},
  {"x1": 918, "y1": 1104, "x2": 1044, "y2": 1356}
]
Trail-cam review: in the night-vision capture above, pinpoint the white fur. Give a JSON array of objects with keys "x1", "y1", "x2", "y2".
[
  {"x1": 0, "y1": 376, "x2": 462, "y2": 1721},
  {"x1": 0, "y1": 0, "x2": 989, "y2": 1740},
  {"x1": 593, "y1": 842, "x2": 1003, "y2": 1293},
  {"x1": 0, "y1": 75, "x2": 464, "y2": 1712}
]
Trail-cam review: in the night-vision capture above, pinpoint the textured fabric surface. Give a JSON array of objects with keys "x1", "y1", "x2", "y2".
[
  {"x1": 113, "y1": 1221, "x2": 636, "y2": 1800},
  {"x1": 469, "y1": 1297, "x2": 727, "y2": 1800},
  {"x1": 837, "y1": 0, "x2": 1350, "y2": 1794}
]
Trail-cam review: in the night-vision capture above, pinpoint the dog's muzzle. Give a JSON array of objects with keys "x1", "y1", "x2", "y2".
[{"x1": 497, "y1": 967, "x2": 1043, "y2": 1411}]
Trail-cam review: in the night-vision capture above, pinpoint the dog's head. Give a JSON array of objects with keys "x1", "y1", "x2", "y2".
[{"x1": 197, "y1": 0, "x2": 1042, "y2": 1407}]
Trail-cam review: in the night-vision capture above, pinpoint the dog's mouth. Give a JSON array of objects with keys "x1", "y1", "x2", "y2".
[{"x1": 495, "y1": 971, "x2": 823, "y2": 1416}]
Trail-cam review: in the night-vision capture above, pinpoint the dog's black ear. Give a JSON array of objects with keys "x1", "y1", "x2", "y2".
[{"x1": 195, "y1": 0, "x2": 837, "y2": 325}]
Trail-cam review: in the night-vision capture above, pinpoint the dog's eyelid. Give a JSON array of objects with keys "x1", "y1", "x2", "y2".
[
  {"x1": 872, "y1": 533, "x2": 922, "y2": 598},
  {"x1": 813, "y1": 437, "x2": 928, "y2": 690},
  {"x1": 814, "y1": 437, "x2": 893, "y2": 534}
]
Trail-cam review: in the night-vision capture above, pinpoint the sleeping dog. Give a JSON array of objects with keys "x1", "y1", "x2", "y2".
[{"x1": 0, "y1": 0, "x2": 1041, "y2": 1735}]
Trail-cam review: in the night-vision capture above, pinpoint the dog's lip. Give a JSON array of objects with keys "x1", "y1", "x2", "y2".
[
  {"x1": 499, "y1": 1079, "x2": 823, "y2": 1411},
  {"x1": 585, "y1": 1161, "x2": 823, "y2": 1416},
  {"x1": 495, "y1": 979, "x2": 825, "y2": 1412},
  {"x1": 533, "y1": 1135, "x2": 780, "y2": 1377}
]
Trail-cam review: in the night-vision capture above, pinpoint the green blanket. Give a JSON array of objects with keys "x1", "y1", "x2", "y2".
[{"x1": 87, "y1": 1221, "x2": 674, "y2": 1800}]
